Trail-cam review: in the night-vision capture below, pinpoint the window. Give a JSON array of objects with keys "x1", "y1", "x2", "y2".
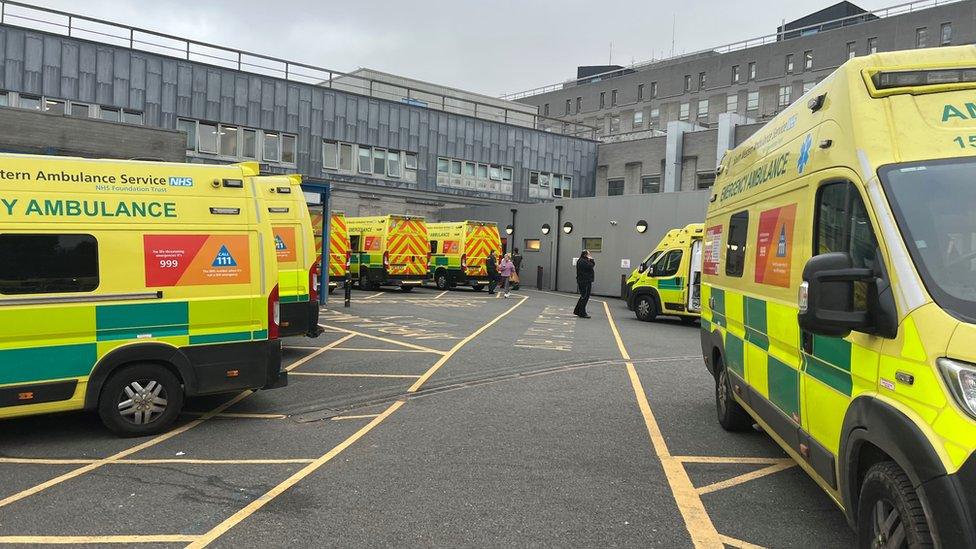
[
  {"x1": 450, "y1": 160, "x2": 462, "y2": 176},
  {"x1": 464, "y1": 162, "x2": 476, "y2": 178},
  {"x1": 339, "y1": 143, "x2": 353, "y2": 170},
  {"x1": 564, "y1": 99, "x2": 570, "y2": 115},
  {"x1": 19, "y1": 95, "x2": 41, "y2": 111},
  {"x1": 323, "y1": 141, "x2": 338, "y2": 169},
  {"x1": 281, "y1": 135, "x2": 296, "y2": 164},
  {"x1": 679, "y1": 102, "x2": 689, "y2": 121},
  {"x1": 220, "y1": 125, "x2": 239, "y2": 157},
  {"x1": 387, "y1": 150, "x2": 401, "y2": 177},
  {"x1": 429, "y1": 241, "x2": 439, "y2": 254},
  {"x1": 123, "y1": 110, "x2": 143, "y2": 125},
  {"x1": 477, "y1": 164, "x2": 488, "y2": 179},
  {"x1": 697, "y1": 172, "x2": 716, "y2": 189},
  {"x1": 524, "y1": 239, "x2": 541, "y2": 252},
  {"x1": 44, "y1": 99, "x2": 65, "y2": 115},
  {"x1": 582, "y1": 237, "x2": 603, "y2": 253},
  {"x1": 0, "y1": 92, "x2": 7, "y2": 107},
  {"x1": 372, "y1": 148, "x2": 386, "y2": 175},
  {"x1": 941, "y1": 23, "x2": 952, "y2": 46},
  {"x1": 490, "y1": 166, "x2": 502, "y2": 180},
  {"x1": 916, "y1": 27, "x2": 927, "y2": 48},
  {"x1": 177, "y1": 119, "x2": 197, "y2": 151},
  {"x1": 99, "y1": 106, "x2": 119, "y2": 121},
  {"x1": 803, "y1": 81, "x2": 816, "y2": 94},
  {"x1": 502, "y1": 167, "x2": 513, "y2": 182},
  {"x1": 609, "y1": 114, "x2": 620, "y2": 133},
  {"x1": 608, "y1": 179, "x2": 625, "y2": 196},
  {"x1": 263, "y1": 132, "x2": 281, "y2": 162},
  {"x1": 611, "y1": 89, "x2": 617, "y2": 106},
  {"x1": 697, "y1": 99, "x2": 708, "y2": 118},
  {"x1": 561, "y1": 176, "x2": 572, "y2": 198},
  {"x1": 637, "y1": 84, "x2": 644, "y2": 101},
  {"x1": 726, "y1": 94, "x2": 738, "y2": 113},
  {"x1": 70, "y1": 103, "x2": 90, "y2": 117},
  {"x1": 847, "y1": 42, "x2": 857, "y2": 60},
  {"x1": 748, "y1": 62, "x2": 756, "y2": 80},
  {"x1": 437, "y1": 157, "x2": 450, "y2": 174},
  {"x1": 778, "y1": 85, "x2": 792, "y2": 108},
  {"x1": 529, "y1": 172, "x2": 539, "y2": 187},
  {"x1": 544, "y1": 103, "x2": 550, "y2": 117},
  {"x1": 699, "y1": 72, "x2": 706, "y2": 90},
  {"x1": 868, "y1": 37, "x2": 878, "y2": 54},
  {"x1": 731, "y1": 65, "x2": 740, "y2": 84},
  {"x1": 747, "y1": 91, "x2": 759, "y2": 112},
  {"x1": 539, "y1": 173, "x2": 550, "y2": 188},
  {"x1": 633, "y1": 110, "x2": 644, "y2": 127},
  {"x1": 576, "y1": 97, "x2": 582, "y2": 113},
  {"x1": 198, "y1": 122, "x2": 218, "y2": 154},
  {"x1": 641, "y1": 175, "x2": 660, "y2": 194},
  {"x1": 405, "y1": 152, "x2": 418, "y2": 170},
  {"x1": 0, "y1": 234, "x2": 99, "y2": 295},
  {"x1": 684, "y1": 75, "x2": 692, "y2": 92},
  {"x1": 650, "y1": 82, "x2": 657, "y2": 98},
  {"x1": 599, "y1": 92, "x2": 606, "y2": 109},
  {"x1": 786, "y1": 54, "x2": 794, "y2": 73},
  {"x1": 243, "y1": 129, "x2": 258, "y2": 159},
  {"x1": 359, "y1": 147, "x2": 372, "y2": 173},
  {"x1": 726, "y1": 211, "x2": 749, "y2": 277},
  {"x1": 653, "y1": 250, "x2": 683, "y2": 278},
  {"x1": 650, "y1": 107, "x2": 659, "y2": 126},
  {"x1": 803, "y1": 50, "x2": 813, "y2": 70},
  {"x1": 815, "y1": 182, "x2": 878, "y2": 309}
]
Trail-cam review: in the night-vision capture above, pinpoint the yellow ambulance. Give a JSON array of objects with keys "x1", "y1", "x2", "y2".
[
  {"x1": 427, "y1": 221, "x2": 502, "y2": 291},
  {"x1": 701, "y1": 46, "x2": 976, "y2": 545},
  {"x1": 346, "y1": 215, "x2": 429, "y2": 291},
  {"x1": 624, "y1": 226, "x2": 687, "y2": 305},
  {"x1": 0, "y1": 154, "x2": 285, "y2": 436},
  {"x1": 627, "y1": 223, "x2": 704, "y2": 323},
  {"x1": 259, "y1": 175, "x2": 320, "y2": 338},
  {"x1": 326, "y1": 212, "x2": 350, "y2": 294}
]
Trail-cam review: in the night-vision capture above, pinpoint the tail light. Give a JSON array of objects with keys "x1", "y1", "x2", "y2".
[
  {"x1": 383, "y1": 251, "x2": 390, "y2": 269},
  {"x1": 460, "y1": 253, "x2": 467, "y2": 271},
  {"x1": 268, "y1": 284, "x2": 280, "y2": 340},
  {"x1": 309, "y1": 263, "x2": 320, "y2": 302}
]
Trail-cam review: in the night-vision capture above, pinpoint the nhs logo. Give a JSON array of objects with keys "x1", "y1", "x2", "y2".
[{"x1": 168, "y1": 177, "x2": 194, "y2": 187}]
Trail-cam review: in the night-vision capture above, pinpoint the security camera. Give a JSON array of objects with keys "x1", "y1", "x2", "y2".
[{"x1": 609, "y1": 220, "x2": 618, "y2": 226}]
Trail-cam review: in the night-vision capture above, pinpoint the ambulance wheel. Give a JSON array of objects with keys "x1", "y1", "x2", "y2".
[
  {"x1": 680, "y1": 316, "x2": 699, "y2": 326},
  {"x1": 400, "y1": 286, "x2": 414, "y2": 292},
  {"x1": 435, "y1": 271, "x2": 451, "y2": 290},
  {"x1": 856, "y1": 462, "x2": 933, "y2": 549},
  {"x1": 715, "y1": 357, "x2": 752, "y2": 432},
  {"x1": 472, "y1": 284, "x2": 484, "y2": 292},
  {"x1": 634, "y1": 295, "x2": 658, "y2": 322},
  {"x1": 98, "y1": 363, "x2": 183, "y2": 437}
]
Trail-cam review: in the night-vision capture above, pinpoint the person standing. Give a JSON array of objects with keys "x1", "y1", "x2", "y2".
[
  {"x1": 574, "y1": 250, "x2": 595, "y2": 318},
  {"x1": 499, "y1": 253, "x2": 515, "y2": 298},
  {"x1": 512, "y1": 248, "x2": 523, "y2": 274},
  {"x1": 486, "y1": 250, "x2": 499, "y2": 295}
]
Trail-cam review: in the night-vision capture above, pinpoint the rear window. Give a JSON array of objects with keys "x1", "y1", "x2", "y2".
[
  {"x1": 726, "y1": 211, "x2": 749, "y2": 277},
  {"x1": 0, "y1": 234, "x2": 99, "y2": 294}
]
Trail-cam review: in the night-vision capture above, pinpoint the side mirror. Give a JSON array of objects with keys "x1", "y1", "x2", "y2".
[
  {"x1": 798, "y1": 252, "x2": 873, "y2": 338},
  {"x1": 638, "y1": 262, "x2": 647, "y2": 274}
]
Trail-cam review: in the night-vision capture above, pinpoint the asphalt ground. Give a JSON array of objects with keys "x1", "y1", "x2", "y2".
[{"x1": 0, "y1": 286, "x2": 854, "y2": 548}]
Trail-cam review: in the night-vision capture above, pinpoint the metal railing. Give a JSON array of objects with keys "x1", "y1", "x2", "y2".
[
  {"x1": 0, "y1": 0, "x2": 598, "y2": 139},
  {"x1": 501, "y1": 0, "x2": 962, "y2": 100}
]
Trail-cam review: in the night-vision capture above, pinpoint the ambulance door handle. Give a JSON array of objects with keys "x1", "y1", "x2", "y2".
[{"x1": 709, "y1": 297, "x2": 715, "y2": 310}]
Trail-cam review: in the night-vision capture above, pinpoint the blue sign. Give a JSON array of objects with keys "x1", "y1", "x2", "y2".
[
  {"x1": 169, "y1": 177, "x2": 194, "y2": 187},
  {"x1": 212, "y1": 245, "x2": 238, "y2": 267}
]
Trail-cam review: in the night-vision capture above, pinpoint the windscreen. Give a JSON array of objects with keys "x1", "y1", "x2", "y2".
[{"x1": 880, "y1": 158, "x2": 976, "y2": 322}]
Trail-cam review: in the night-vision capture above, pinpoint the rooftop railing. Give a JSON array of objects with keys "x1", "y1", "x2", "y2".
[
  {"x1": 0, "y1": 1, "x2": 598, "y2": 139},
  {"x1": 500, "y1": 0, "x2": 962, "y2": 100}
]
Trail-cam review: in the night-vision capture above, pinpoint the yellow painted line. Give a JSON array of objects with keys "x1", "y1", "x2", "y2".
[
  {"x1": 523, "y1": 288, "x2": 606, "y2": 304},
  {"x1": 291, "y1": 372, "x2": 421, "y2": 379},
  {"x1": 329, "y1": 347, "x2": 439, "y2": 354},
  {"x1": 434, "y1": 290, "x2": 448, "y2": 299},
  {"x1": 282, "y1": 345, "x2": 325, "y2": 351},
  {"x1": 696, "y1": 460, "x2": 797, "y2": 495},
  {"x1": 180, "y1": 412, "x2": 287, "y2": 420},
  {"x1": 604, "y1": 301, "x2": 722, "y2": 548},
  {"x1": 186, "y1": 400, "x2": 405, "y2": 548},
  {"x1": 408, "y1": 295, "x2": 528, "y2": 393},
  {"x1": 675, "y1": 456, "x2": 790, "y2": 465},
  {"x1": 0, "y1": 389, "x2": 254, "y2": 510},
  {"x1": 0, "y1": 457, "x2": 314, "y2": 466},
  {"x1": 330, "y1": 414, "x2": 380, "y2": 421},
  {"x1": 318, "y1": 323, "x2": 447, "y2": 355},
  {"x1": 284, "y1": 333, "x2": 356, "y2": 372},
  {"x1": 0, "y1": 457, "x2": 95, "y2": 465},
  {"x1": 720, "y1": 535, "x2": 768, "y2": 549},
  {"x1": 362, "y1": 292, "x2": 385, "y2": 300},
  {"x1": 0, "y1": 535, "x2": 199, "y2": 545}
]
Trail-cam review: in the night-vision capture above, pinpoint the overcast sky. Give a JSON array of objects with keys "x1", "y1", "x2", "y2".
[{"x1": 28, "y1": 0, "x2": 897, "y2": 96}]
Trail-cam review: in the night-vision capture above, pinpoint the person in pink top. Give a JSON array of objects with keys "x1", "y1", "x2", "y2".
[{"x1": 498, "y1": 253, "x2": 516, "y2": 298}]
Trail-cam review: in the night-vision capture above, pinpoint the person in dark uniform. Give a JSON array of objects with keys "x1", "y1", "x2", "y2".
[
  {"x1": 486, "y1": 250, "x2": 499, "y2": 294},
  {"x1": 574, "y1": 250, "x2": 595, "y2": 318}
]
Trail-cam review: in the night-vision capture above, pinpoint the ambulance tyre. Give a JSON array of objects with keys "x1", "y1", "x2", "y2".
[
  {"x1": 856, "y1": 462, "x2": 933, "y2": 549},
  {"x1": 715, "y1": 356, "x2": 752, "y2": 432},
  {"x1": 400, "y1": 286, "x2": 414, "y2": 292},
  {"x1": 680, "y1": 316, "x2": 699, "y2": 325},
  {"x1": 634, "y1": 295, "x2": 658, "y2": 322},
  {"x1": 435, "y1": 270, "x2": 451, "y2": 290},
  {"x1": 472, "y1": 284, "x2": 484, "y2": 292},
  {"x1": 98, "y1": 363, "x2": 183, "y2": 437}
]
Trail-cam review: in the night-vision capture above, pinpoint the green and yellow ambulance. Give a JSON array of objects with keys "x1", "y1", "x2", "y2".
[
  {"x1": 625, "y1": 227, "x2": 683, "y2": 306},
  {"x1": 627, "y1": 223, "x2": 704, "y2": 323},
  {"x1": 701, "y1": 46, "x2": 976, "y2": 545},
  {"x1": 259, "y1": 175, "x2": 320, "y2": 338},
  {"x1": 0, "y1": 154, "x2": 285, "y2": 436},
  {"x1": 427, "y1": 221, "x2": 502, "y2": 291},
  {"x1": 346, "y1": 215, "x2": 429, "y2": 292}
]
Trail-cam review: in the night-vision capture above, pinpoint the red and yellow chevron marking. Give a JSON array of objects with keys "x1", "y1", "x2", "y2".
[
  {"x1": 464, "y1": 224, "x2": 501, "y2": 277},
  {"x1": 387, "y1": 219, "x2": 429, "y2": 276},
  {"x1": 328, "y1": 214, "x2": 349, "y2": 277}
]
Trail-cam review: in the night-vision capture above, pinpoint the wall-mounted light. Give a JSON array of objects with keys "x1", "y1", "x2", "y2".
[
  {"x1": 541, "y1": 223, "x2": 551, "y2": 235},
  {"x1": 562, "y1": 222, "x2": 574, "y2": 234},
  {"x1": 505, "y1": 224, "x2": 514, "y2": 235},
  {"x1": 636, "y1": 220, "x2": 648, "y2": 234}
]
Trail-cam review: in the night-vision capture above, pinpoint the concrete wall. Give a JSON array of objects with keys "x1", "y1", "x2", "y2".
[
  {"x1": 0, "y1": 106, "x2": 185, "y2": 161},
  {"x1": 437, "y1": 190, "x2": 710, "y2": 296}
]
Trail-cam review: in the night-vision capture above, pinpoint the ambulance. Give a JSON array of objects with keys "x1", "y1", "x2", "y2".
[
  {"x1": 627, "y1": 223, "x2": 704, "y2": 323},
  {"x1": 427, "y1": 221, "x2": 502, "y2": 291},
  {"x1": 325, "y1": 211, "x2": 350, "y2": 294},
  {"x1": 0, "y1": 154, "x2": 285, "y2": 436},
  {"x1": 624, "y1": 226, "x2": 685, "y2": 306},
  {"x1": 701, "y1": 47, "x2": 976, "y2": 545},
  {"x1": 346, "y1": 215, "x2": 429, "y2": 291},
  {"x1": 259, "y1": 175, "x2": 320, "y2": 338}
]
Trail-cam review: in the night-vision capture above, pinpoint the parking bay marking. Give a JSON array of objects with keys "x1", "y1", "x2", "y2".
[
  {"x1": 0, "y1": 457, "x2": 316, "y2": 465},
  {"x1": 0, "y1": 535, "x2": 200, "y2": 545},
  {"x1": 514, "y1": 305, "x2": 577, "y2": 351},
  {"x1": 291, "y1": 372, "x2": 421, "y2": 379},
  {"x1": 695, "y1": 460, "x2": 796, "y2": 496},
  {"x1": 319, "y1": 323, "x2": 447, "y2": 355}
]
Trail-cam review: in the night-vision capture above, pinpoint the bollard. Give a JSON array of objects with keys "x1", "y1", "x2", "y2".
[
  {"x1": 536, "y1": 265, "x2": 543, "y2": 291},
  {"x1": 344, "y1": 274, "x2": 352, "y2": 308},
  {"x1": 620, "y1": 274, "x2": 627, "y2": 299}
]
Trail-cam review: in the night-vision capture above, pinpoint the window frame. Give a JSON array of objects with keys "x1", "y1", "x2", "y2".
[
  {"x1": 916, "y1": 27, "x2": 928, "y2": 48},
  {"x1": 653, "y1": 249, "x2": 684, "y2": 278},
  {"x1": 637, "y1": 83, "x2": 644, "y2": 101},
  {"x1": 679, "y1": 102, "x2": 690, "y2": 121},
  {"x1": 640, "y1": 175, "x2": 660, "y2": 194},
  {"x1": 803, "y1": 50, "x2": 813, "y2": 70},
  {"x1": 731, "y1": 65, "x2": 740, "y2": 84},
  {"x1": 607, "y1": 178, "x2": 625, "y2": 196},
  {"x1": 323, "y1": 140, "x2": 339, "y2": 170},
  {"x1": 697, "y1": 99, "x2": 708, "y2": 118},
  {"x1": 387, "y1": 150, "x2": 401, "y2": 178},
  {"x1": 746, "y1": 91, "x2": 759, "y2": 112},
  {"x1": 748, "y1": 62, "x2": 757, "y2": 81},
  {"x1": 359, "y1": 146, "x2": 373, "y2": 174},
  {"x1": 281, "y1": 134, "x2": 297, "y2": 164},
  {"x1": 868, "y1": 37, "x2": 878, "y2": 54},
  {"x1": 633, "y1": 110, "x2": 644, "y2": 127},
  {"x1": 198, "y1": 121, "x2": 219, "y2": 154},
  {"x1": 263, "y1": 132, "x2": 281, "y2": 162},
  {"x1": 582, "y1": 237, "x2": 603, "y2": 254},
  {"x1": 684, "y1": 75, "x2": 692, "y2": 92},
  {"x1": 778, "y1": 85, "x2": 792, "y2": 108},
  {"x1": 726, "y1": 94, "x2": 738, "y2": 113},
  {"x1": 786, "y1": 54, "x2": 794, "y2": 74},
  {"x1": 941, "y1": 22, "x2": 952, "y2": 46},
  {"x1": 524, "y1": 239, "x2": 542, "y2": 252},
  {"x1": 339, "y1": 143, "x2": 354, "y2": 170}
]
